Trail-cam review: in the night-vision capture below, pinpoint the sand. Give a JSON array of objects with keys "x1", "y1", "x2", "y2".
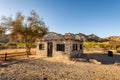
[{"x1": 0, "y1": 57, "x2": 120, "y2": 80}]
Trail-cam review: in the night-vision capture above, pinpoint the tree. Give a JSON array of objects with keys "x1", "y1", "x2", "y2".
[
  {"x1": 1, "y1": 10, "x2": 48, "y2": 57},
  {"x1": 0, "y1": 26, "x2": 5, "y2": 37}
]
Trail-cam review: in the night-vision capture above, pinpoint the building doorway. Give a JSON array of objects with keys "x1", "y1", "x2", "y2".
[{"x1": 47, "y1": 42, "x2": 53, "y2": 57}]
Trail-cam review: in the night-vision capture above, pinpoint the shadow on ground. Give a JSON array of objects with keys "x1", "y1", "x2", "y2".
[{"x1": 79, "y1": 53, "x2": 120, "y2": 64}]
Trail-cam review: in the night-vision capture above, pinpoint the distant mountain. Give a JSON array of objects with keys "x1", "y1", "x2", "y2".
[
  {"x1": 76, "y1": 33, "x2": 87, "y2": 41},
  {"x1": 76, "y1": 33, "x2": 106, "y2": 42},
  {"x1": 0, "y1": 32, "x2": 120, "y2": 42},
  {"x1": 87, "y1": 34, "x2": 100, "y2": 41},
  {"x1": 105, "y1": 36, "x2": 120, "y2": 41}
]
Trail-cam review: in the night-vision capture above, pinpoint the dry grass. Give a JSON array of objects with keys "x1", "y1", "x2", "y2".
[
  {"x1": 0, "y1": 48, "x2": 36, "y2": 60},
  {"x1": 0, "y1": 48, "x2": 36, "y2": 54}
]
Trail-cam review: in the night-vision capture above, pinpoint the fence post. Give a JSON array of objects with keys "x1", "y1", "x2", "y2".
[{"x1": 5, "y1": 53, "x2": 7, "y2": 61}]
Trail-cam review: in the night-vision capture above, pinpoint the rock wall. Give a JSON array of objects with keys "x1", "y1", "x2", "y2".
[{"x1": 36, "y1": 40, "x2": 83, "y2": 58}]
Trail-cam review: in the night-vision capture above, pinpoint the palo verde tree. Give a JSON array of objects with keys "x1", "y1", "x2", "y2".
[{"x1": 1, "y1": 10, "x2": 48, "y2": 57}]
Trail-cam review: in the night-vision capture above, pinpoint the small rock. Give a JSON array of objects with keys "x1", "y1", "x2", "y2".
[{"x1": 89, "y1": 59, "x2": 101, "y2": 64}]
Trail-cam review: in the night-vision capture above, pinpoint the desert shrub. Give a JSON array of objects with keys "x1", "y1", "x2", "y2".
[
  {"x1": 6, "y1": 42, "x2": 17, "y2": 49},
  {"x1": 83, "y1": 41, "x2": 112, "y2": 53},
  {"x1": 17, "y1": 42, "x2": 36, "y2": 48},
  {"x1": 31, "y1": 43, "x2": 36, "y2": 48},
  {"x1": 84, "y1": 42, "x2": 110, "y2": 48},
  {"x1": 5, "y1": 42, "x2": 36, "y2": 49},
  {"x1": 84, "y1": 41, "x2": 96, "y2": 48},
  {"x1": 17, "y1": 43, "x2": 26, "y2": 48}
]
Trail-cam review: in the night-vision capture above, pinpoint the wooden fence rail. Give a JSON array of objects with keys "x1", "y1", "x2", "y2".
[{"x1": 0, "y1": 52, "x2": 27, "y2": 61}]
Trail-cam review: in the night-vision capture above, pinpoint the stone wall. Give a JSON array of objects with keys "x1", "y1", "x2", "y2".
[
  {"x1": 36, "y1": 40, "x2": 83, "y2": 58},
  {"x1": 53, "y1": 41, "x2": 71, "y2": 58},
  {"x1": 36, "y1": 42, "x2": 47, "y2": 57},
  {"x1": 70, "y1": 41, "x2": 83, "y2": 58}
]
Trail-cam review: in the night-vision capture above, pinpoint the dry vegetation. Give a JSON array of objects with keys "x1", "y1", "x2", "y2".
[
  {"x1": 0, "y1": 48, "x2": 36, "y2": 61},
  {"x1": 0, "y1": 49, "x2": 120, "y2": 80},
  {"x1": 0, "y1": 48, "x2": 36, "y2": 55}
]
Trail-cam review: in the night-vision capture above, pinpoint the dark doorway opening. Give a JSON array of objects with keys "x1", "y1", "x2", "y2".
[{"x1": 47, "y1": 42, "x2": 53, "y2": 57}]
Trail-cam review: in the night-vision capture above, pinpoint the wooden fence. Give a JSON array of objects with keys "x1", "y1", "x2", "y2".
[{"x1": 0, "y1": 52, "x2": 27, "y2": 61}]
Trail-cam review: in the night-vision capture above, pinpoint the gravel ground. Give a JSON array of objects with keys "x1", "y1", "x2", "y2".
[{"x1": 0, "y1": 58, "x2": 120, "y2": 80}]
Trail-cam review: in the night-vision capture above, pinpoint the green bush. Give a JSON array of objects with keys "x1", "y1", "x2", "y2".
[
  {"x1": 83, "y1": 42, "x2": 111, "y2": 49},
  {"x1": 17, "y1": 43, "x2": 26, "y2": 48},
  {"x1": 6, "y1": 42, "x2": 17, "y2": 49},
  {"x1": 5, "y1": 42, "x2": 36, "y2": 49},
  {"x1": 31, "y1": 43, "x2": 36, "y2": 48}
]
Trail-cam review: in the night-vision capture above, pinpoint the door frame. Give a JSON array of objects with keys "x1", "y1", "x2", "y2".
[{"x1": 47, "y1": 42, "x2": 53, "y2": 57}]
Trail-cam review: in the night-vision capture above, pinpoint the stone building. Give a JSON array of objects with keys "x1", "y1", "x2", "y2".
[{"x1": 36, "y1": 32, "x2": 83, "y2": 58}]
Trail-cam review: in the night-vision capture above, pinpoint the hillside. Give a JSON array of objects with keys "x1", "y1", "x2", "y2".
[
  {"x1": 75, "y1": 33, "x2": 120, "y2": 42},
  {"x1": 105, "y1": 36, "x2": 120, "y2": 41},
  {"x1": 76, "y1": 33, "x2": 106, "y2": 42},
  {"x1": 0, "y1": 33, "x2": 120, "y2": 42}
]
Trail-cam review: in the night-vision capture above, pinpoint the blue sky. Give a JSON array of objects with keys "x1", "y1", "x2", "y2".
[{"x1": 0, "y1": 0, "x2": 120, "y2": 37}]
